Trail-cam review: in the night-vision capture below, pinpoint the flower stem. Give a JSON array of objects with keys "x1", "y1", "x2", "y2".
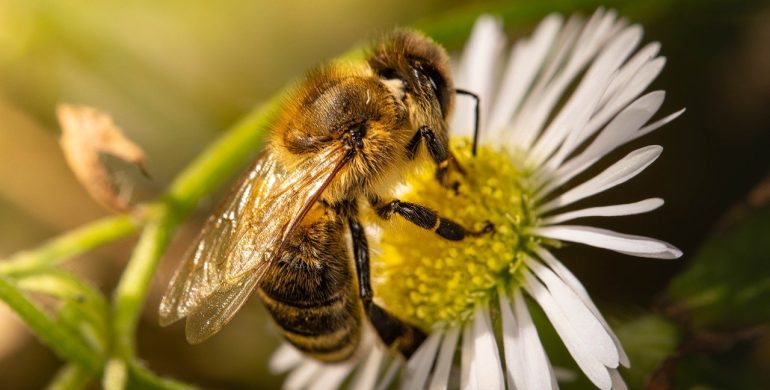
[
  {"x1": 0, "y1": 276, "x2": 102, "y2": 374},
  {"x1": 0, "y1": 215, "x2": 137, "y2": 275}
]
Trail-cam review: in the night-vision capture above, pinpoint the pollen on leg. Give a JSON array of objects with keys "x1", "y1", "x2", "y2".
[{"x1": 372, "y1": 137, "x2": 537, "y2": 330}]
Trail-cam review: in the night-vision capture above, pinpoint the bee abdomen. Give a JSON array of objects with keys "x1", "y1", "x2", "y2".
[{"x1": 258, "y1": 287, "x2": 361, "y2": 362}]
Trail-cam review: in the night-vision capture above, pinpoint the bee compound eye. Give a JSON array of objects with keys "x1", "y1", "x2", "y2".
[
  {"x1": 378, "y1": 68, "x2": 400, "y2": 81},
  {"x1": 423, "y1": 67, "x2": 450, "y2": 118},
  {"x1": 428, "y1": 76, "x2": 438, "y2": 94}
]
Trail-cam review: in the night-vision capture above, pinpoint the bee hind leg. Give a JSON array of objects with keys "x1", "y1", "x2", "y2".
[
  {"x1": 348, "y1": 216, "x2": 426, "y2": 358},
  {"x1": 368, "y1": 303, "x2": 427, "y2": 358}
]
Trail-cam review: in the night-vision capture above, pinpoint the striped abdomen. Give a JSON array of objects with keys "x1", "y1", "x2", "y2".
[{"x1": 257, "y1": 206, "x2": 362, "y2": 362}]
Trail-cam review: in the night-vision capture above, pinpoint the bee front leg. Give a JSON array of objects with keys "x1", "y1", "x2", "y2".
[
  {"x1": 348, "y1": 216, "x2": 426, "y2": 358},
  {"x1": 373, "y1": 198, "x2": 493, "y2": 241},
  {"x1": 405, "y1": 125, "x2": 463, "y2": 191}
]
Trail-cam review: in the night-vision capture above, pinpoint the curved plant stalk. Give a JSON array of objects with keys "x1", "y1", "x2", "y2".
[
  {"x1": 47, "y1": 364, "x2": 93, "y2": 390},
  {"x1": 0, "y1": 276, "x2": 102, "y2": 374},
  {"x1": 0, "y1": 215, "x2": 136, "y2": 276}
]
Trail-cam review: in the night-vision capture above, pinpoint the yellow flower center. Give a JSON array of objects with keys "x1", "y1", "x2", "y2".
[{"x1": 372, "y1": 138, "x2": 538, "y2": 331}]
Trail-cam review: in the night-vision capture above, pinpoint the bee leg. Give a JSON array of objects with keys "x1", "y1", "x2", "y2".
[
  {"x1": 348, "y1": 216, "x2": 426, "y2": 358},
  {"x1": 348, "y1": 216, "x2": 373, "y2": 302},
  {"x1": 374, "y1": 199, "x2": 494, "y2": 241},
  {"x1": 405, "y1": 125, "x2": 462, "y2": 191},
  {"x1": 435, "y1": 153, "x2": 466, "y2": 194},
  {"x1": 368, "y1": 303, "x2": 426, "y2": 358}
]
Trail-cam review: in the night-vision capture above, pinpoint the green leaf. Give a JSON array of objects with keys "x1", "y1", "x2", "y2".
[
  {"x1": 672, "y1": 341, "x2": 767, "y2": 390},
  {"x1": 668, "y1": 203, "x2": 770, "y2": 329},
  {"x1": 614, "y1": 314, "x2": 681, "y2": 389}
]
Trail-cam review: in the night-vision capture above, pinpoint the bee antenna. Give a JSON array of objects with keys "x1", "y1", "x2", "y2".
[{"x1": 455, "y1": 89, "x2": 480, "y2": 156}]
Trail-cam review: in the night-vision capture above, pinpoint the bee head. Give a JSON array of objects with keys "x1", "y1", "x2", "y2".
[{"x1": 368, "y1": 30, "x2": 454, "y2": 121}]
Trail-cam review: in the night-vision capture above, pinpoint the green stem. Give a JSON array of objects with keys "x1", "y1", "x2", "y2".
[
  {"x1": 111, "y1": 205, "x2": 178, "y2": 359},
  {"x1": 0, "y1": 215, "x2": 137, "y2": 275},
  {"x1": 129, "y1": 362, "x2": 199, "y2": 390},
  {"x1": 47, "y1": 364, "x2": 93, "y2": 390},
  {"x1": 108, "y1": 97, "x2": 278, "y2": 363},
  {"x1": 0, "y1": 276, "x2": 102, "y2": 374},
  {"x1": 164, "y1": 99, "x2": 280, "y2": 216}
]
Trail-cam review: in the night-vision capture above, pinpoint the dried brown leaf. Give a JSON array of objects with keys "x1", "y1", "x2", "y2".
[{"x1": 57, "y1": 104, "x2": 148, "y2": 213}]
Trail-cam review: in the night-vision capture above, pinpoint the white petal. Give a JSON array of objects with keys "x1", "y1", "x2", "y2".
[
  {"x1": 526, "y1": 258, "x2": 619, "y2": 368},
  {"x1": 269, "y1": 343, "x2": 304, "y2": 374},
  {"x1": 487, "y1": 14, "x2": 563, "y2": 139},
  {"x1": 548, "y1": 26, "x2": 651, "y2": 167},
  {"x1": 452, "y1": 16, "x2": 505, "y2": 138},
  {"x1": 533, "y1": 246, "x2": 630, "y2": 367},
  {"x1": 284, "y1": 360, "x2": 322, "y2": 390},
  {"x1": 599, "y1": 42, "x2": 661, "y2": 110},
  {"x1": 308, "y1": 361, "x2": 356, "y2": 390},
  {"x1": 522, "y1": 270, "x2": 613, "y2": 389},
  {"x1": 507, "y1": 14, "x2": 588, "y2": 150},
  {"x1": 610, "y1": 369, "x2": 628, "y2": 390},
  {"x1": 533, "y1": 225, "x2": 682, "y2": 259},
  {"x1": 538, "y1": 145, "x2": 662, "y2": 213},
  {"x1": 500, "y1": 290, "x2": 554, "y2": 390},
  {"x1": 499, "y1": 293, "x2": 523, "y2": 390},
  {"x1": 636, "y1": 108, "x2": 685, "y2": 139},
  {"x1": 468, "y1": 305, "x2": 505, "y2": 389},
  {"x1": 514, "y1": 9, "x2": 620, "y2": 152},
  {"x1": 403, "y1": 330, "x2": 443, "y2": 390},
  {"x1": 429, "y1": 326, "x2": 461, "y2": 390},
  {"x1": 575, "y1": 90, "x2": 665, "y2": 170},
  {"x1": 460, "y1": 320, "x2": 475, "y2": 390},
  {"x1": 532, "y1": 25, "x2": 643, "y2": 169},
  {"x1": 541, "y1": 198, "x2": 664, "y2": 224},
  {"x1": 349, "y1": 347, "x2": 385, "y2": 390},
  {"x1": 540, "y1": 91, "x2": 665, "y2": 195},
  {"x1": 587, "y1": 56, "x2": 666, "y2": 138}
]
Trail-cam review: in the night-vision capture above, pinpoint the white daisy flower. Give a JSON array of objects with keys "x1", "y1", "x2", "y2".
[{"x1": 270, "y1": 8, "x2": 683, "y2": 390}]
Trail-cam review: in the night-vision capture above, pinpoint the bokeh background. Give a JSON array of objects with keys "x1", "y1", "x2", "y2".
[{"x1": 1, "y1": 0, "x2": 769, "y2": 388}]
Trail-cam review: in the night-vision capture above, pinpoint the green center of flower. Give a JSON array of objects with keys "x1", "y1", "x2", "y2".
[{"x1": 372, "y1": 138, "x2": 538, "y2": 331}]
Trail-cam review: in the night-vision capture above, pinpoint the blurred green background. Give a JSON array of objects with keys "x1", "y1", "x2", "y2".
[{"x1": 1, "y1": 0, "x2": 769, "y2": 388}]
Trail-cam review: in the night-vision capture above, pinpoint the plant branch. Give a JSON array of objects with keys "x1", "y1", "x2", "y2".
[
  {"x1": 163, "y1": 99, "x2": 280, "y2": 216},
  {"x1": 0, "y1": 215, "x2": 137, "y2": 275},
  {"x1": 47, "y1": 364, "x2": 93, "y2": 390},
  {"x1": 110, "y1": 205, "x2": 178, "y2": 359},
  {"x1": 108, "y1": 95, "x2": 280, "y2": 363},
  {"x1": 0, "y1": 276, "x2": 102, "y2": 374},
  {"x1": 129, "y1": 362, "x2": 199, "y2": 390}
]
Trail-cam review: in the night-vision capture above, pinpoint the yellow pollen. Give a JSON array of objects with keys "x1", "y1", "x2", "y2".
[{"x1": 372, "y1": 138, "x2": 535, "y2": 330}]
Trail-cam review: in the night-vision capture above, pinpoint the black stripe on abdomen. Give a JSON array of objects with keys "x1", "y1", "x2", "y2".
[{"x1": 258, "y1": 287, "x2": 361, "y2": 362}]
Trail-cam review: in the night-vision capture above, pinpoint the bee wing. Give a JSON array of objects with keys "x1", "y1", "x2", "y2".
[{"x1": 159, "y1": 144, "x2": 350, "y2": 343}]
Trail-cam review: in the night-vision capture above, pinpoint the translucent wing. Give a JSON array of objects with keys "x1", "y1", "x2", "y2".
[{"x1": 159, "y1": 144, "x2": 349, "y2": 343}]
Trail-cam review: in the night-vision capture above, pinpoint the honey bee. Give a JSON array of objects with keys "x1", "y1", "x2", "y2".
[{"x1": 159, "y1": 30, "x2": 489, "y2": 362}]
